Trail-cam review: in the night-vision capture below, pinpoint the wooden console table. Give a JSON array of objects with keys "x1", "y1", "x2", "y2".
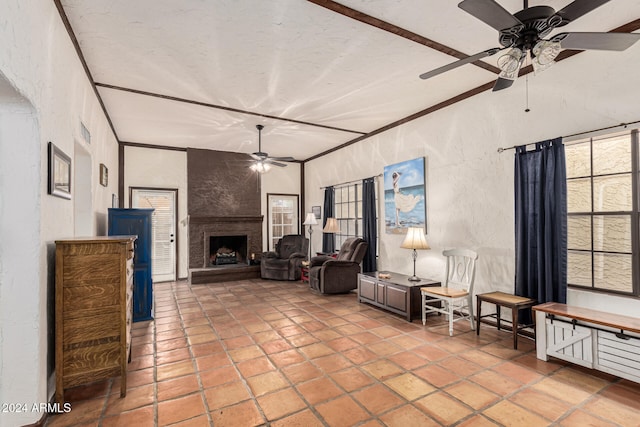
[
  {"x1": 358, "y1": 272, "x2": 440, "y2": 322},
  {"x1": 533, "y1": 302, "x2": 640, "y2": 384}
]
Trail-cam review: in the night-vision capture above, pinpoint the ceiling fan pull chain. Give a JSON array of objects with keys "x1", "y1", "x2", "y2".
[{"x1": 525, "y1": 74, "x2": 530, "y2": 113}]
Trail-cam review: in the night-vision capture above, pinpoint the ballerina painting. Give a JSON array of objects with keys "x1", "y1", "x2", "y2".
[{"x1": 384, "y1": 158, "x2": 426, "y2": 234}]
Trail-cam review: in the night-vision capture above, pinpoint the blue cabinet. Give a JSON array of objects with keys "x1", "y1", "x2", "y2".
[{"x1": 108, "y1": 208, "x2": 154, "y2": 322}]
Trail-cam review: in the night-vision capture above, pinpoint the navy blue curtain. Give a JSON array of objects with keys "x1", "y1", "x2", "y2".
[
  {"x1": 322, "y1": 187, "x2": 335, "y2": 253},
  {"x1": 515, "y1": 137, "x2": 567, "y2": 324},
  {"x1": 362, "y1": 178, "x2": 377, "y2": 272}
]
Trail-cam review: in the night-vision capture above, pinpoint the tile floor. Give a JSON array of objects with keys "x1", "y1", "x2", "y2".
[{"x1": 46, "y1": 279, "x2": 640, "y2": 426}]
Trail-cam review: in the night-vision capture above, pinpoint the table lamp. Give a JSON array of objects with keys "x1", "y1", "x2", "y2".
[{"x1": 400, "y1": 227, "x2": 430, "y2": 281}]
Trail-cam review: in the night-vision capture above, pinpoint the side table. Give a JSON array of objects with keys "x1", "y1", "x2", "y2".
[{"x1": 476, "y1": 291, "x2": 537, "y2": 349}]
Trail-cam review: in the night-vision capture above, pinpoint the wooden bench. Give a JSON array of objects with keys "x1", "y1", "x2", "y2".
[
  {"x1": 533, "y1": 302, "x2": 640, "y2": 384},
  {"x1": 476, "y1": 291, "x2": 537, "y2": 349}
]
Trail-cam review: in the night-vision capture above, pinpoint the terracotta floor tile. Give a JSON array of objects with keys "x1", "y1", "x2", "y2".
[
  {"x1": 509, "y1": 388, "x2": 573, "y2": 421},
  {"x1": 281, "y1": 361, "x2": 323, "y2": 383},
  {"x1": 312, "y1": 353, "x2": 353, "y2": 373},
  {"x1": 101, "y1": 405, "x2": 154, "y2": 427},
  {"x1": 414, "y1": 391, "x2": 474, "y2": 425},
  {"x1": 260, "y1": 338, "x2": 292, "y2": 354},
  {"x1": 483, "y1": 400, "x2": 550, "y2": 427},
  {"x1": 439, "y1": 356, "x2": 485, "y2": 376},
  {"x1": 157, "y1": 393, "x2": 206, "y2": 426},
  {"x1": 188, "y1": 332, "x2": 217, "y2": 345},
  {"x1": 222, "y1": 335, "x2": 253, "y2": 350},
  {"x1": 327, "y1": 336, "x2": 360, "y2": 351},
  {"x1": 350, "y1": 331, "x2": 381, "y2": 344},
  {"x1": 532, "y1": 376, "x2": 599, "y2": 405},
  {"x1": 169, "y1": 415, "x2": 212, "y2": 426},
  {"x1": 286, "y1": 333, "x2": 319, "y2": 347},
  {"x1": 315, "y1": 395, "x2": 371, "y2": 427},
  {"x1": 352, "y1": 384, "x2": 405, "y2": 414},
  {"x1": 379, "y1": 404, "x2": 440, "y2": 427},
  {"x1": 157, "y1": 375, "x2": 200, "y2": 402},
  {"x1": 204, "y1": 380, "x2": 251, "y2": 410},
  {"x1": 156, "y1": 328, "x2": 186, "y2": 342},
  {"x1": 156, "y1": 359, "x2": 196, "y2": 381},
  {"x1": 200, "y1": 365, "x2": 240, "y2": 389},
  {"x1": 184, "y1": 325, "x2": 214, "y2": 336},
  {"x1": 413, "y1": 364, "x2": 461, "y2": 387},
  {"x1": 209, "y1": 400, "x2": 265, "y2": 427},
  {"x1": 312, "y1": 329, "x2": 343, "y2": 341},
  {"x1": 445, "y1": 381, "x2": 501, "y2": 410},
  {"x1": 330, "y1": 367, "x2": 375, "y2": 392},
  {"x1": 296, "y1": 377, "x2": 344, "y2": 404},
  {"x1": 190, "y1": 341, "x2": 224, "y2": 358},
  {"x1": 361, "y1": 359, "x2": 404, "y2": 381},
  {"x1": 582, "y1": 395, "x2": 640, "y2": 426},
  {"x1": 104, "y1": 384, "x2": 156, "y2": 416},
  {"x1": 270, "y1": 349, "x2": 306, "y2": 367},
  {"x1": 459, "y1": 349, "x2": 503, "y2": 368},
  {"x1": 412, "y1": 344, "x2": 451, "y2": 361},
  {"x1": 388, "y1": 351, "x2": 429, "y2": 370},
  {"x1": 46, "y1": 397, "x2": 105, "y2": 426},
  {"x1": 156, "y1": 337, "x2": 189, "y2": 353},
  {"x1": 384, "y1": 373, "x2": 436, "y2": 401},
  {"x1": 236, "y1": 355, "x2": 276, "y2": 378},
  {"x1": 196, "y1": 352, "x2": 232, "y2": 371},
  {"x1": 256, "y1": 387, "x2": 307, "y2": 421},
  {"x1": 299, "y1": 342, "x2": 335, "y2": 359},
  {"x1": 126, "y1": 367, "x2": 155, "y2": 388},
  {"x1": 512, "y1": 354, "x2": 565, "y2": 375},
  {"x1": 388, "y1": 334, "x2": 423, "y2": 350},
  {"x1": 559, "y1": 409, "x2": 618, "y2": 427},
  {"x1": 456, "y1": 414, "x2": 503, "y2": 427},
  {"x1": 469, "y1": 369, "x2": 524, "y2": 396},
  {"x1": 227, "y1": 344, "x2": 264, "y2": 362},
  {"x1": 343, "y1": 346, "x2": 378, "y2": 364},
  {"x1": 270, "y1": 409, "x2": 324, "y2": 427},
  {"x1": 246, "y1": 371, "x2": 290, "y2": 396},
  {"x1": 368, "y1": 341, "x2": 403, "y2": 357}
]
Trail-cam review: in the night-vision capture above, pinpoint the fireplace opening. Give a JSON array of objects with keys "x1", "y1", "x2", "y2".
[{"x1": 209, "y1": 235, "x2": 247, "y2": 266}]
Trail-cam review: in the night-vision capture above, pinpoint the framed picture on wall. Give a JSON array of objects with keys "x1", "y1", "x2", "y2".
[
  {"x1": 48, "y1": 142, "x2": 72, "y2": 200},
  {"x1": 100, "y1": 163, "x2": 108, "y2": 186},
  {"x1": 383, "y1": 157, "x2": 426, "y2": 234},
  {"x1": 312, "y1": 205, "x2": 321, "y2": 219}
]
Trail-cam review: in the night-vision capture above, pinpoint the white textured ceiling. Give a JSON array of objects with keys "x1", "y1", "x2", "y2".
[{"x1": 60, "y1": 0, "x2": 640, "y2": 161}]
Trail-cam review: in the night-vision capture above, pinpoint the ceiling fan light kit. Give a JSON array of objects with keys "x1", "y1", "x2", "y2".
[
  {"x1": 419, "y1": 0, "x2": 640, "y2": 91},
  {"x1": 250, "y1": 124, "x2": 296, "y2": 174}
]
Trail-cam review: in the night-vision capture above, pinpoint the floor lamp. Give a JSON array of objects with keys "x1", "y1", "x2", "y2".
[
  {"x1": 303, "y1": 213, "x2": 317, "y2": 261},
  {"x1": 400, "y1": 227, "x2": 430, "y2": 281}
]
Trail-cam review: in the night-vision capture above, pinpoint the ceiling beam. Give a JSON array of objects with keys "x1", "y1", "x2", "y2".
[
  {"x1": 307, "y1": 0, "x2": 502, "y2": 75},
  {"x1": 52, "y1": 0, "x2": 120, "y2": 142},
  {"x1": 305, "y1": 18, "x2": 640, "y2": 162},
  {"x1": 95, "y1": 83, "x2": 367, "y2": 136}
]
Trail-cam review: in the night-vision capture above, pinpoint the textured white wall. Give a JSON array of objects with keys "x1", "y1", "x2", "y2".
[
  {"x1": 305, "y1": 43, "x2": 640, "y2": 313},
  {"x1": 124, "y1": 146, "x2": 189, "y2": 279},
  {"x1": 0, "y1": 1, "x2": 119, "y2": 424}
]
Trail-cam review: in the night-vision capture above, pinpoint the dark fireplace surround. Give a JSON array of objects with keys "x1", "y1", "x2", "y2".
[{"x1": 187, "y1": 149, "x2": 264, "y2": 283}]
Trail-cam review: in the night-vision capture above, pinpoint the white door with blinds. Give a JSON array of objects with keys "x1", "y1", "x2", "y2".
[{"x1": 132, "y1": 188, "x2": 177, "y2": 282}]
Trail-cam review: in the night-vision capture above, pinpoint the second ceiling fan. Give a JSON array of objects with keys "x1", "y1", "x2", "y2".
[
  {"x1": 419, "y1": 0, "x2": 640, "y2": 91},
  {"x1": 250, "y1": 125, "x2": 295, "y2": 173}
]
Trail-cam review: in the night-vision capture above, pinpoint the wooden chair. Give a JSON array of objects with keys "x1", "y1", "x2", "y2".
[{"x1": 421, "y1": 249, "x2": 478, "y2": 336}]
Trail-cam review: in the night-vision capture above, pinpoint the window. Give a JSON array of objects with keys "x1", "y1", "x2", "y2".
[
  {"x1": 332, "y1": 183, "x2": 378, "y2": 250},
  {"x1": 565, "y1": 130, "x2": 639, "y2": 296},
  {"x1": 267, "y1": 194, "x2": 299, "y2": 251}
]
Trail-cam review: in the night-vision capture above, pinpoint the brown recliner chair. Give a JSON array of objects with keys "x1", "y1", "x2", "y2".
[
  {"x1": 261, "y1": 235, "x2": 309, "y2": 281},
  {"x1": 308, "y1": 237, "x2": 368, "y2": 294}
]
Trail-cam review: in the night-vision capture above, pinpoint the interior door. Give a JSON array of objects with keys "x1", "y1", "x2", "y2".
[{"x1": 131, "y1": 188, "x2": 177, "y2": 282}]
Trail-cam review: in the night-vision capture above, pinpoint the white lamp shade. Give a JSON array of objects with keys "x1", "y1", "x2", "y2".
[
  {"x1": 303, "y1": 213, "x2": 318, "y2": 225},
  {"x1": 323, "y1": 218, "x2": 340, "y2": 233},
  {"x1": 400, "y1": 227, "x2": 430, "y2": 250}
]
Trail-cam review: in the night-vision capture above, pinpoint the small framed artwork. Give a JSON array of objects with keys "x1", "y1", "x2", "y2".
[
  {"x1": 48, "y1": 142, "x2": 71, "y2": 200},
  {"x1": 100, "y1": 163, "x2": 108, "y2": 187},
  {"x1": 312, "y1": 205, "x2": 321, "y2": 219}
]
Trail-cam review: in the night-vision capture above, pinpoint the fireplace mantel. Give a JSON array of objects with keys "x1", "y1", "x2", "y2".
[{"x1": 189, "y1": 216, "x2": 263, "y2": 224}]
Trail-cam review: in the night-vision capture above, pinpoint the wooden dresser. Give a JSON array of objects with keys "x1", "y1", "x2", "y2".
[{"x1": 55, "y1": 236, "x2": 136, "y2": 403}]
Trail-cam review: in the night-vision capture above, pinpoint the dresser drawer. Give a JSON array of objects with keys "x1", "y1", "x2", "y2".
[
  {"x1": 63, "y1": 283, "x2": 119, "y2": 312},
  {"x1": 596, "y1": 330, "x2": 640, "y2": 382}
]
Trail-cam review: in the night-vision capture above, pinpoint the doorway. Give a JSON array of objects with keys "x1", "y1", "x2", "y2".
[{"x1": 131, "y1": 188, "x2": 178, "y2": 282}]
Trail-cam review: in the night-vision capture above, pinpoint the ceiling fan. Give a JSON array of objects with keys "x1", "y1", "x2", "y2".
[
  {"x1": 419, "y1": 0, "x2": 640, "y2": 91},
  {"x1": 250, "y1": 124, "x2": 295, "y2": 173}
]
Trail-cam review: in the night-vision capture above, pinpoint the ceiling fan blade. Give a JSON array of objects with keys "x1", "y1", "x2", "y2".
[
  {"x1": 270, "y1": 156, "x2": 296, "y2": 162},
  {"x1": 492, "y1": 76, "x2": 515, "y2": 92},
  {"x1": 250, "y1": 153, "x2": 263, "y2": 160},
  {"x1": 419, "y1": 47, "x2": 502, "y2": 80},
  {"x1": 553, "y1": 32, "x2": 640, "y2": 51},
  {"x1": 556, "y1": 0, "x2": 610, "y2": 26},
  {"x1": 458, "y1": 0, "x2": 522, "y2": 32},
  {"x1": 265, "y1": 160, "x2": 287, "y2": 167}
]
